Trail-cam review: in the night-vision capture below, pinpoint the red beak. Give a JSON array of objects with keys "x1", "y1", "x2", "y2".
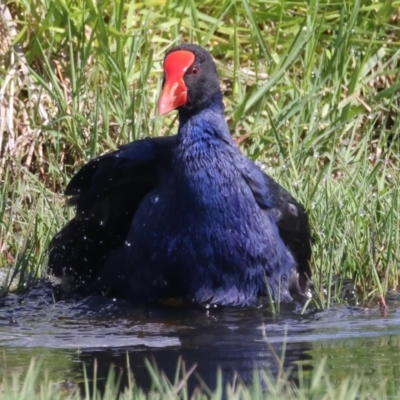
[{"x1": 158, "y1": 50, "x2": 195, "y2": 115}]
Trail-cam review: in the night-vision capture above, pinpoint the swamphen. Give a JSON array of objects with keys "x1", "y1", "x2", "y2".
[{"x1": 48, "y1": 44, "x2": 312, "y2": 306}]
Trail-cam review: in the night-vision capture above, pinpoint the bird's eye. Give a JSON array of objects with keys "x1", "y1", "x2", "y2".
[{"x1": 191, "y1": 66, "x2": 199, "y2": 75}]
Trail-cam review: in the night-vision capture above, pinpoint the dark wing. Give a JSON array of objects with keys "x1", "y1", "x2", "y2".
[
  {"x1": 240, "y1": 160, "x2": 312, "y2": 293},
  {"x1": 48, "y1": 135, "x2": 177, "y2": 291}
]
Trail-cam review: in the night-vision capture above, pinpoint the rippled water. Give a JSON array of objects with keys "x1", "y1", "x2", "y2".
[{"x1": 1, "y1": 282, "x2": 400, "y2": 393}]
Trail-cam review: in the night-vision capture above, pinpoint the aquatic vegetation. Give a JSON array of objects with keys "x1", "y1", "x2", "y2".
[{"x1": 1, "y1": 353, "x2": 400, "y2": 400}]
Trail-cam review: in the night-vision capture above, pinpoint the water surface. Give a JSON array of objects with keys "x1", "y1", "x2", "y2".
[{"x1": 1, "y1": 283, "x2": 400, "y2": 393}]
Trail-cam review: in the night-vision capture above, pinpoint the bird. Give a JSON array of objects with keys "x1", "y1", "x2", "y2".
[{"x1": 48, "y1": 44, "x2": 312, "y2": 307}]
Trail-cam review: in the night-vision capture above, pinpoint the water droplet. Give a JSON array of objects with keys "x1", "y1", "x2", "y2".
[{"x1": 151, "y1": 195, "x2": 159, "y2": 204}]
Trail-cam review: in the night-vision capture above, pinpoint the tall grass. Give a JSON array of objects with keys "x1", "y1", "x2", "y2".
[
  {"x1": 1, "y1": 356, "x2": 399, "y2": 400},
  {"x1": 0, "y1": 0, "x2": 399, "y2": 306}
]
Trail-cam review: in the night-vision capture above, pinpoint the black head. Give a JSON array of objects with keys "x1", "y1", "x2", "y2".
[{"x1": 158, "y1": 44, "x2": 222, "y2": 116}]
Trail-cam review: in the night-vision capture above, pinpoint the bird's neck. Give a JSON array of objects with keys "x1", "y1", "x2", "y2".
[
  {"x1": 177, "y1": 92, "x2": 233, "y2": 147},
  {"x1": 172, "y1": 96, "x2": 239, "y2": 209},
  {"x1": 172, "y1": 94, "x2": 239, "y2": 201}
]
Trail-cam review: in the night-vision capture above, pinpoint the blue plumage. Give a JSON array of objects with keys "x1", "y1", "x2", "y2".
[{"x1": 48, "y1": 44, "x2": 312, "y2": 306}]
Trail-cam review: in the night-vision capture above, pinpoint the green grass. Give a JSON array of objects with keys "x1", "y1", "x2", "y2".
[
  {"x1": 1, "y1": 355, "x2": 399, "y2": 400},
  {"x1": 1, "y1": 0, "x2": 399, "y2": 306}
]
